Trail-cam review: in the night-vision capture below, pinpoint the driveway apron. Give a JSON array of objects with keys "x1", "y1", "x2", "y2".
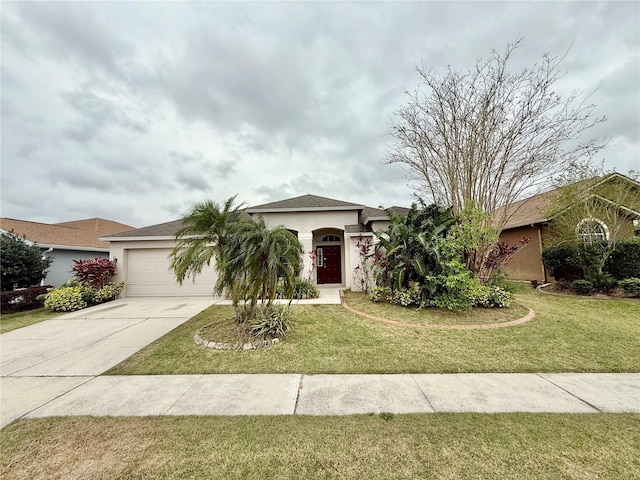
[{"x1": 1, "y1": 297, "x2": 215, "y2": 428}]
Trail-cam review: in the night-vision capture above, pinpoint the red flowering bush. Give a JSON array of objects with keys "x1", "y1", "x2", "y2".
[{"x1": 71, "y1": 257, "x2": 117, "y2": 289}]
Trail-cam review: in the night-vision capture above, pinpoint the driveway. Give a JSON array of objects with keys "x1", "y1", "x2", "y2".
[{"x1": 1, "y1": 297, "x2": 215, "y2": 427}]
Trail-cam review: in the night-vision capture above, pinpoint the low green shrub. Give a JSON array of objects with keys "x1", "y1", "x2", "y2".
[
  {"x1": 619, "y1": 278, "x2": 640, "y2": 297},
  {"x1": 44, "y1": 286, "x2": 88, "y2": 312},
  {"x1": 251, "y1": 304, "x2": 292, "y2": 339},
  {"x1": 369, "y1": 286, "x2": 391, "y2": 303},
  {"x1": 570, "y1": 280, "x2": 595, "y2": 295},
  {"x1": 94, "y1": 282, "x2": 126, "y2": 302},
  {"x1": 589, "y1": 273, "x2": 617, "y2": 293},
  {"x1": 276, "y1": 279, "x2": 319, "y2": 300}
]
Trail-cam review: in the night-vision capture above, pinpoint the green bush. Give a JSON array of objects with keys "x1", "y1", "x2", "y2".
[
  {"x1": 619, "y1": 278, "x2": 640, "y2": 297},
  {"x1": 44, "y1": 286, "x2": 88, "y2": 312},
  {"x1": 589, "y1": 273, "x2": 617, "y2": 293},
  {"x1": 251, "y1": 304, "x2": 292, "y2": 339},
  {"x1": 390, "y1": 288, "x2": 419, "y2": 307},
  {"x1": 94, "y1": 281, "x2": 125, "y2": 303},
  {"x1": 570, "y1": 280, "x2": 595, "y2": 295},
  {"x1": 604, "y1": 239, "x2": 640, "y2": 280},
  {"x1": 541, "y1": 245, "x2": 583, "y2": 281},
  {"x1": 369, "y1": 286, "x2": 391, "y2": 303}
]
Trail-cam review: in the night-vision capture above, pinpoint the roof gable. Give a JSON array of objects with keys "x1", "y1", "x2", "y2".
[{"x1": 247, "y1": 194, "x2": 364, "y2": 213}]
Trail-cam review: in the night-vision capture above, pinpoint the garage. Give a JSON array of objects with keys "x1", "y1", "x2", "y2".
[{"x1": 125, "y1": 248, "x2": 218, "y2": 297}]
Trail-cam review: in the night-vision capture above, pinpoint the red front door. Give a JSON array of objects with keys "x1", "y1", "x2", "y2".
[{"x1": 317, "y1": 245, "x2": 341, "y2": 284}]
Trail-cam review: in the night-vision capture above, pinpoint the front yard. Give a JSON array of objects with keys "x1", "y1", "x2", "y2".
[
  {"x1": 2, "y1": 414, "x2": 639, "y2": 479},
  {"x1": 0, "y1": 308, "x2": 62, "y2": 334},
  {"x1": 107, "y1": 289, "x2": 640, "y2": 375}
]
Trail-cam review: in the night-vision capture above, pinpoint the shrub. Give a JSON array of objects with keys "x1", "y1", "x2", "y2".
[
  {"x1": 71, "y1": 257, "x2": 117, "y2": 289},
  {"x1": 570, "y1": 280, "x2": 595, "y2": 295},
  {"x1": 390, "y1": 288, "x2": 419, "y2": 307},
  {"x1": 1, "y1": 231, "x2": 53, "y2": 290},
  {"x1": 619, "y1": 278, "x2": 640, "y2": 297},
  {"x1": 44, "y1": 286, "x2": 88, "y2": 312},
  {"x1": 369, "y1": 286, "x2": 391, "y2": 303},
  {"x1": 542, "y1": 245, "x2": 583, "y2": 281},
  {"x1": 0, "y1": 285, "x2": 53, "y2": 312},
  {"x1": 484, "y1": 286, "x2": 512, "y2": 308},
  {"x1": 588, "y1": 273, "x2": 617, "y2": 293},
  {"x1": 251, "y1": 304, "x2": 292, "y2": 339},
  {"x1": 292, "y1": 279, "x2": 319, "y2": 300},
  {"x1": 94, "y1": 282, "x2": 126, "y2": 303},
  {"x1": 604, "y1": 239, "x2": 640, "y2": 280}
]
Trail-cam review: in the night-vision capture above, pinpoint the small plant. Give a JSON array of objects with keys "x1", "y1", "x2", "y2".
[
  {"x1": 94, "y1": 282, "x2": 126, "y2": 302},
  {"x1": 276, "y1": 279, "x2": 319, "y2": 299},
  {"x1": 619, "y1": 278, "x2": 640, "y2": 297},
  {"x1": 571, "y1": 279, "x2": 595, "y2": 295},
  {"x1": 250, "y1": 304, "x2": 292, "y2": 339},
  {"x1": 44, "y1": 286, "x2": 88, "y2": 312},
  {"x1": 369, "y1": 286, "x2": 391, "y2": 303}
]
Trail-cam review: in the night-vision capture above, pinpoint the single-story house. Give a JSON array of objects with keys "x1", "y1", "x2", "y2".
[
  {"x1": 0, "y1": 217, "x2": 134, "y2": 287},
  {"x1": 497, "y1": 173, "x2": 640, "y2": 282},
  {"x1": 102, "y1": 195, "x2": 408, "y2": 298}
]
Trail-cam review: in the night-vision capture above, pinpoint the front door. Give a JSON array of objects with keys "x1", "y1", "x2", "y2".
[{"x1": 317, "y1": 245, "x2": 341, "y2": 284}]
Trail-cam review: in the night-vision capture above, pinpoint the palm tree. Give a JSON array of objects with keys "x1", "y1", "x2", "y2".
[
  {"x1": 170, "y1": 197, "x2": 303, "y2": 323},
  {"x1": 223, "y1": 217, "x2": 302, "y2": 321},
  {"x1": 169, "y1": 196, "x2": 246, "y2": 294}
]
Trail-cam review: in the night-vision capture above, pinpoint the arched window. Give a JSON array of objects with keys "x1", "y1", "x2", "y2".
[
  {"x1": 316, "y1": 234, "x2": 341, "y2": 243},
  {"x1": 576, "y1": 218, "x2": 609, "y2": 244}
]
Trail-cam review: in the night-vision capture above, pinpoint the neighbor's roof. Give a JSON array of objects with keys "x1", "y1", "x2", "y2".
[
  {"x1": 104, "y1": 219, "x2": 186, "y2": 239},
  {"x1": 497, "y1": 172, "x2": 640, "y2": 230},
  {"x1": 0, "y1": 217, "x2": 134, "y2": 250},
  {"x1": 495, "y1": 190, "x2": 556, "y2": 229},
  {"x1": 246, "y1": 194, "x2": 364, "y2": 213}
]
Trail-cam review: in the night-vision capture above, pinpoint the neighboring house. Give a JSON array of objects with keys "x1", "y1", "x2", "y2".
[
  {"x1": 0, "y1": 217, "x2": 134, "y2": 287},
  {"x1": 102, "y1": 194, "x2": 409, "y2": 298},
  {"x1": 496, "y1": 173, "x2": 640, "y2": 282}
]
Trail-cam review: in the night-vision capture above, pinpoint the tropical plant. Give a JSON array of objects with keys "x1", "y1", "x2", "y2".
[
  {"x1": 373, "y1": 201, "x2": 456, "y2": 291},
  {"x1": 170, "y1": 196, "x2": 303, "y2": 324},
  {"x1": 0, "y1": 231, "x2": 53, "y2": 290},
  {"x1": 71, "y1": 257, "x2": 117, "y2": 289}
]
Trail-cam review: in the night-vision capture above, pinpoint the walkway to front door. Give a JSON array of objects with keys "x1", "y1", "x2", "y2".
[{"x1": 317, "y1": 245, "x2": 341, "y2": 284}]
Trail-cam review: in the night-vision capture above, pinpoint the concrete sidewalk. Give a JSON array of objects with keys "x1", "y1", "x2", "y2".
[{"x1": 2, "y1": 373, "x2": 638, "y2": 426}]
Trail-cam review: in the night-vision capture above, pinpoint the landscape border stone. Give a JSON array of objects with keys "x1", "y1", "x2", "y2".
[
  {"x1": 194, "y1": 323, "x2": 280, "y2": 351},
  {"x1": 340, "y1": 290, "x2": 535, "y2": 330}
]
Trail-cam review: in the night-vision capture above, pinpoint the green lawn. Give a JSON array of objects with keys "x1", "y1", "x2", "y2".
[
  {"x1": 106, "y1": 289, "x2": 640, "y2": 375},
  {"x1": 0, "y1": 308, "x2": 61, "y2": 334},
  {"x1": 1, "y1": 414, "x2": 638, "y2": 479}
]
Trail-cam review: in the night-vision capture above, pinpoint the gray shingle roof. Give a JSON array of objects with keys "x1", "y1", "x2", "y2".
[
  {"x1": 247, "y1": 194, "x2": 364, "y2": 213},
  {"x1": 103, "y1": 219, "x2": 186, "y2": 239}
]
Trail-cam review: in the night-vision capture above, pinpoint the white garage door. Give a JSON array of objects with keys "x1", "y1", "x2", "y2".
[{"x1": 126, "y1": 248, "x2": 219, "y2": 297}]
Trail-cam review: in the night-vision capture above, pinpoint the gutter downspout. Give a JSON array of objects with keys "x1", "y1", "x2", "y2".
[{"x1": 536, "y1": 226, "x2": 546, "y2": 282}]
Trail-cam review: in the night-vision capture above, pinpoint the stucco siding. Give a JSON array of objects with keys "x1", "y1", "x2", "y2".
[{"x1": 499, "y1": 226, "x2": 545, "y2": 282}]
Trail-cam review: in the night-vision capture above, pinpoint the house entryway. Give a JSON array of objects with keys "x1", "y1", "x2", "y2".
[{"x1": 317, "y1": 244, "x2": 341, "y2": 284}]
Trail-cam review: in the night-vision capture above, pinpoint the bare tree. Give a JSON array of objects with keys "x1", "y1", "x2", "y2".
[{"x1": 387, "y1": 39, "x2": 607, "y2": 230}]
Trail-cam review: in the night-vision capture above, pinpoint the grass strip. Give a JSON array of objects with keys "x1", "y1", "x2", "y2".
[{"x1": 2, "y1": 414, "x2": 639, "y2": 479}]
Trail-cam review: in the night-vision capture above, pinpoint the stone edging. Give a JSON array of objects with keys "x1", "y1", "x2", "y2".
[
  {"x1": 194, "y1": 323, "x2": 280, "y2": 351},
  {"x1": 339, "y1": 290, "x2": 535, "y2": 330}
]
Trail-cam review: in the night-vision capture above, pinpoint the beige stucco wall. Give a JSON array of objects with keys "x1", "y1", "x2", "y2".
[
  {"x1": 499, "y1": 226, "x2": 546, "y2": 282},
  {"x1": 254, "y1": 210, "x2": 360, "y2": 233}
]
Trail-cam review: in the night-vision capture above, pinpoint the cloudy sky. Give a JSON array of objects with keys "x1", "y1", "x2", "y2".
[{"x1": 2, "y1": 1, "x2": 638, "y2": 229}]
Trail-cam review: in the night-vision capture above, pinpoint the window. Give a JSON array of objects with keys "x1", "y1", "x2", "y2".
[
  {"x1": 576, "y1": 218, "x2": 609, "y2": 244},
  {"x1": 316, "y1": 234, "x2": 341, "y2": 243}
]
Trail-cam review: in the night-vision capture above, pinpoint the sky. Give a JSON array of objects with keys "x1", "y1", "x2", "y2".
[{"x1": 1, "y1": 1, "x2": 638, "y2": 229}]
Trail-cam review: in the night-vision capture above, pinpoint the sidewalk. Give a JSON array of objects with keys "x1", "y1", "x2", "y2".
[{"x1": 2, "y1": 373, "x2": 638, "y2": 427}]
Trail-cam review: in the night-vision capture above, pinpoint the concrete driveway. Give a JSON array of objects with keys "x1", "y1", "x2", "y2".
[{"x1": 1, "y1": 297, "x2": 215, "y2": 427}]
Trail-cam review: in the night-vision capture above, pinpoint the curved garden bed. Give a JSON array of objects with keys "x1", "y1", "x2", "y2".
[{"x1": 340, "y1": 290, "x2": 535, "y2": 330}]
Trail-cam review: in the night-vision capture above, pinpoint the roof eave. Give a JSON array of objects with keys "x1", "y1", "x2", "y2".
[{"x1": 246, "y1": 205, "x2": 364, "y2": 214}]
